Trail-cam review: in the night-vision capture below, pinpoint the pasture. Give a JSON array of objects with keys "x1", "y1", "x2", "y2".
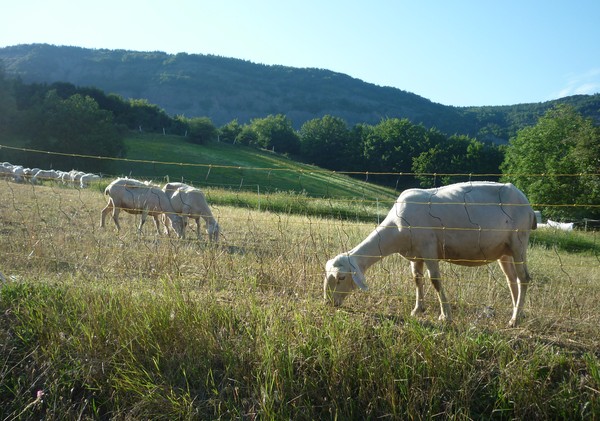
[{"x1": 0, "y1": 180, "x2": 599, "y2": 419}]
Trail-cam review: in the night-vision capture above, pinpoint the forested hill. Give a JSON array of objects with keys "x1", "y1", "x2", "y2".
[{"x1": 1, "y1": 43, "x2": 599, "y2": 143}]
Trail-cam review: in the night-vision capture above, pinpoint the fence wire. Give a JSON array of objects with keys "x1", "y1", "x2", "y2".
[{"x1": 0, "y1": 145, "x2": 599, "y2": 334}]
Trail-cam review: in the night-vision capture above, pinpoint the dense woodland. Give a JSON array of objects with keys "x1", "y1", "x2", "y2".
[
  {"x1": 0, "y1": 71, "x2": 504, "y2": 184},
  {"x1": 2, "y1": 44, "x2": 600, "y2": 141},
  {"x1": 0, "y1": 44, "x2": 599, "y2": 219}
]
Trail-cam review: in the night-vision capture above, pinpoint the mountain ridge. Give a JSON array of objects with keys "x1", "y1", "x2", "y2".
[{"x1": 1, "y1": 43, "x2": 599, "y2": 143}]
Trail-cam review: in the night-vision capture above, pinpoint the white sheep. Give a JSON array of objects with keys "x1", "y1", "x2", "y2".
[
  {"x1": 68, "y1": 170, "x2": 86, "y2": 187},
  {"x1": 0, "y1": 163, "x2": 13, "y2": 180},
  {"x1": 10, "y1": 165, "x2": 26, "y2": 183},
  {"x1": 324, "y1": 181, "x2": 537, "y2": 327},
  {"x1": 79, "y1": 173, "x2": 101, "y2": 188},
  {"x1": 162, "y1": 182, "x2": 220, "y2": 242},
  {"x1": 31, "y1": 169, "x2": 60, "y2": 184},
  {"x1": 101, "y1": 178, "x2": 184, "y2": 237}
]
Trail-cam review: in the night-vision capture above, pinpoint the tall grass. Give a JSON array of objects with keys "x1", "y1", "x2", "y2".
[{"x1": 0, "y1": 181, "x2": 599, "y2": 419}]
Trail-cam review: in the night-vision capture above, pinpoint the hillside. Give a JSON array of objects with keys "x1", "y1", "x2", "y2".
[
  {"x1": 1, "y1": 44, "x2": 599, "y2": 143},
  {"x1": 107, "y1": 133, "x2": 397, "y2": 201}
]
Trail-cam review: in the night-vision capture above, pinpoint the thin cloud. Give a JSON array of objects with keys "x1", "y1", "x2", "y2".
[{"x1": 551, "y1": 68, "x2": 600, "y2": 99}]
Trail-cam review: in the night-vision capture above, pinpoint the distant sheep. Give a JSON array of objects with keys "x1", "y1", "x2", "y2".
[
  {"x1": 324, "y1": 182, "x2": 537, "y2": 327},
  {"x1": 69, "y1": 170, "x2": 86, "y2": 187},
  {"x1": 79, "y1": 173, "x2": 101, "y2": 188},
  {"x1": 0, "y1": 163, "x2": 13, "y2": 180},
  {"x1": 541, "y1": 219, "x2": 574, "y2": 231},
  {"x1": 101, "y1": 178, "x2": 184, "y2": 237},
  {"x1": 163, "y1": 182, "x2": 220, "y2": 242},
  {"x1": 31, "y1": 169, "x2": 60, "y2": 184},
  {"x1": 10, "y1": 165, "x2": 26, "y2": 183}
]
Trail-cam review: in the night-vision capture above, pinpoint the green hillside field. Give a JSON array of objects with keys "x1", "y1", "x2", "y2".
[
  {"x1": 108, "y1": 133, "x2": 396, "y2": 199},
  {"x1": 101, "y1": 133, "x2": 398, "y2": 221}
]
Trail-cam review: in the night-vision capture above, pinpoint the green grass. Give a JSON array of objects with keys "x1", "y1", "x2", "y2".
[
  {"x1": 105, "y1": 133, "x2": 398, "y2": 201},
  {"x1": 3, "y1": 280, "x2": 598, "y2": 419},
  {"x1": 531, "y1": 227, "x2": 600, "y2": 254},
  {"x1": 0, "y1": 182, "x2": 599, "y2": 419}
]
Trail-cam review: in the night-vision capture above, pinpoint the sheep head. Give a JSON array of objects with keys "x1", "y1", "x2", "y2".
[
  {"x1": 169, "y1": 214, "x2": 185, "y2": 238},
  {"x1": 324, "y1": 254, "x2": 368, "y2": 306},
  {"x1": 207, "y1": 221, "x2": 220, "y2": 242}
]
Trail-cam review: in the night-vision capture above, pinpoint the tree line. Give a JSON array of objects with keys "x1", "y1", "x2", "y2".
[{"x1": 0, "y1": 71, "x2": 598, "y2": 219}]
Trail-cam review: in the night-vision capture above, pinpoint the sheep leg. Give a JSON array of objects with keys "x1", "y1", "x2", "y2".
[
  {"x1": 110, "y1": 204, "x2": 122, "y2": 231},
  {"x1": 498, "y1": 257, "x2": 518, "y2": 309},
  {"x1": 137, "y1": 209, "x2": 148, "y2": 233},
  {"x1": 410, "y1": 260, "x2": 426, "y2": 316},
  {"x1": 426, "y1": 260, "x2": 451, "y2": 322},
  {"x1": 500, "y1": 256, "x2": 531, "y2": 327},
  {"x1": 181, "y1": 216, "x2": 188, "y2": 239},
  {"x1": 195, "y1": 217, "x2": 202, "y2": 240},
  {"x1": 513, "y1": 263, "x2": 530, "y2": 326},
  {"x1": 162, "y1": 214, "x2": 171, "y2": 235},
  {"x1": 152, "y1": 215, "x2": 162, "y2": 235},
  {"x1": 100, "y1": 199, "x2": 113, "y2": 228}
]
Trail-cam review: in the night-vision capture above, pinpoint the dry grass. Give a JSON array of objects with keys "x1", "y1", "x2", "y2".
[{"x1": 1, "y1": 180, "x2": 599, "y2": 419}]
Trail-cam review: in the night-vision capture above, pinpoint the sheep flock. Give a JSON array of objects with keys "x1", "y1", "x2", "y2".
[
  {"x1": 4, "y1": 161, "x2": 548, "y2": 325},
  {"x1": 1, "y1": 161, "x2": 220, "y2": 243},
  {"x1": 0, "y1": 161, "x2": 100, "y2": 188}
]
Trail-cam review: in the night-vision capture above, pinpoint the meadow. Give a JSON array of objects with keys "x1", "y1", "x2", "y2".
[
  {"x1": 103, "y1": 133, "x2": 398, "y2": 201},
  {"x1": 0, "y1": 179, "x2": 599, "y2": 420}
]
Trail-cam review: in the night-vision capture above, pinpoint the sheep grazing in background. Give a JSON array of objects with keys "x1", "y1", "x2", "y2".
[
  {"x1": 324, "y1": 181, "x2": 537, "y2": 327},
  {"x1": 10, "y1": 165, "x2": 26, "y2": 183},
  {"x1": 31, "y1": 169, "x2": 61, "y2": 184},
  {"x1": 163, "y1": 182, "x2": 220, "y2": 242},
  {"x1": 68, "y1": 170, "x2": 86, "y2": 187},
  {"x1": 0, "y1": 163, "x2": 13, "y2": 180},
  {"x1": 101, "y1": 178, "x2": 184, "y2": 237},
  {"x1": 0, "y1": 161, "x2": 99, "y2": 188},
  {"x1": 79, "y1": 172, "x2": 101, "y2": 188}
]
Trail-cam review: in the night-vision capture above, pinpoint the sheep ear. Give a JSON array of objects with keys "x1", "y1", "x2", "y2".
[{"x1": 350, "y1": 259, "x2": 368, "y2": 291}]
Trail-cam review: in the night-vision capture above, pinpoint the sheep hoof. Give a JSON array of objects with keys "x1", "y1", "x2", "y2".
[
  {"x1": 411, "y1": 307, "x2": 425, "y2": 316},
  {"x1": 438, "y1": 314, "x2": 452, "y2": 323}
]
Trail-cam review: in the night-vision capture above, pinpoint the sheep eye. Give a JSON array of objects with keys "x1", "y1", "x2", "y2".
[{"x1": 338, "y1": 275, "x2": 345, "y2": 281}]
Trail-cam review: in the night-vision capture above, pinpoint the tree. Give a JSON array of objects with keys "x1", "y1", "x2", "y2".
[
  {"x1": 126, "y1": 98, "x2": 177, "y2": 133},
  {"x1": 362, "y1": 118, "x2": 433, "y2": 187},
  {"x1": 235, "y1": 125, "x2": 258, "y2": 146},
  {"x1": 186, "y1": 117, "x2": 217, "y2": 144},
  {"x1": 501, "y1": 105, "x2": 600, "y2": 219},
  {"x1": 0, "y1": 66, "x2": 16, "y2": 140},
  {"x1": 219, "y1": 119, "x2": 242, "y2": 143},
  {"x1": 413, "y1": 135, "x2": 503, "y2": 187},
  {"x1": 250, "y1": 114, "x2": 300, "y2": 155},
  {"x1": 28, "y1": 91, "x2": 124, "y2": 171},
  {"x1": 299, "y1": 115, "x2": 351, "y2": 170}
]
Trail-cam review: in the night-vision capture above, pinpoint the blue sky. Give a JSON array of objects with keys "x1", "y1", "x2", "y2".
[{"x1": 2, "y1": 0, "x2": 599, "y2": 107}]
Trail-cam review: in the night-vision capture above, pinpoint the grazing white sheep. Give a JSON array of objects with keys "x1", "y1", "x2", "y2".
[
  {"x1": 59, "y1": 171, "x2": 71, "y2": 185},
  {"x1": 23, "y1": 168, "x2": 40, "y2": 183},
  {"x1": 324, "y1": 181, "x2": 537, "y2": 327},
  {"x1": 0, "y1": 163, "x2": 13, "y2": 180},
  {"x1": 162, "y1": 182, "x2": 220, "y2": 242},
  {"x1": 10, "y1": 165, "x2": 26, "y2": 183},
  {"x1": 162, "y1": 182, "x2": 190, "y2": 198},
  {"x1": 101, "y1": 178, "x2": 184, "y2": 237},
  {"x1": 79, "y1": 173, "x2": 101, "y2": 188},
  {"x1": 31, "y1": 169, "x2": 60, "y2": 184},
  {"x1": 66, "y1": 169, "x2": 85, "y2": 187}
]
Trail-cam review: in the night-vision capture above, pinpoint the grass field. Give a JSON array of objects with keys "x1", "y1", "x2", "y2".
[
  {"x1": 104, "y1": 133, "x2": 398, "y2": 201},
  {"x1": 0, "y1": 180, "x2": 599, "y2": 419}
]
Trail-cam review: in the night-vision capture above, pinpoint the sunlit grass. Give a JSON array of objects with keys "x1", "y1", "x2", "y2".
[
  {"x1": 105, "y1": 133, "x2": 398, "y2": 201},
  {"x1": 0, "y1": 181, "x2": 599, "y2": 419}
]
